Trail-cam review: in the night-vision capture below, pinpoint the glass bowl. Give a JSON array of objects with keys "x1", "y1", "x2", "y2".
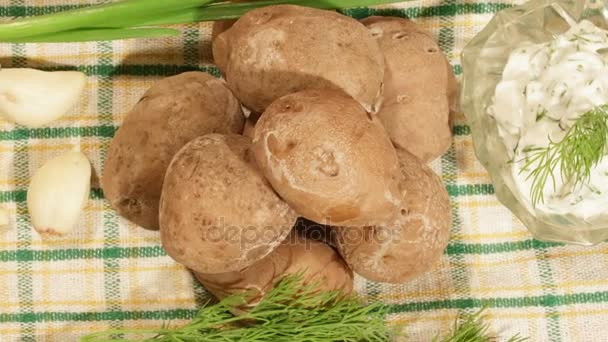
[{"x1": 460, "y1": 0, "x2": 608, "y2": 245}]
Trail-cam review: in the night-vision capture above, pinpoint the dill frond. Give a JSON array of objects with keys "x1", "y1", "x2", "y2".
[{"x1": 521, "y1": 105, "x2": 608, "y2": 206}]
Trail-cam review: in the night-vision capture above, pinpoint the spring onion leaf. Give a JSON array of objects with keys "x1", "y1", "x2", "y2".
[
  {"x1": 3, "y1": 28, "x2": 181, "y2": 43},
  {"x1": 521, "y1": 105, "x2": 608, "y2": 206},
  {"x1": 0, "y1": 0, "x2": 407, "y2": 43},
  {"x1": 142, "y1": 0, "x2": 408, "y2": 26},
  {"x1": 0, "y1": 0, "x2": 214, "y2": 41}
]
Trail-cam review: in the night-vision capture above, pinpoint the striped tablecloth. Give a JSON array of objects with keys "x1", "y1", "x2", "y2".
[{"x1": 1, "y1": 0, "x2": 607, "y2": 341}]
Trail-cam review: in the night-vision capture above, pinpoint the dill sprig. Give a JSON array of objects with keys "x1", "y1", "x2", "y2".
[
  {"x1": 81, "y1": 274, "x2": 528, "y2": 342},
  {"x1": 80, "y1": 274, "x2": 395, "y2": 342},
  {"x1": 521, "y1": 105, "x2": 608, "y2": 206},
  {"x1": 436, "y1": 307, "x2": 528, "y2": 342}
]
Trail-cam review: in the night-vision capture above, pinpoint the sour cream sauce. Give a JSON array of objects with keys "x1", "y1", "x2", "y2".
[{"x1": 488, "y1": 20, "x2": 608, "y2": 223}]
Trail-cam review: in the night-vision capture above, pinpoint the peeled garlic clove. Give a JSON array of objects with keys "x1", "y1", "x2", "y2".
[
  {"x1": 0, "y1": 207, "x2": 9, "y2": 230},
  {"x1": 0, "y1": 68, "x2": 87, "y2": 128},
  {"x1": 27, "y1": 151, "x2": 91, "y2": 237}
]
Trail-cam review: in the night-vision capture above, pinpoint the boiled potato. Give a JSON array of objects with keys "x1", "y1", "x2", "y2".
[
  {"x1": 252, "y1": 89, "x2": 403, "y2": 227},
  {"x1": 160, "y1": 134, "x2": 297, "y2": 274},
  {"x1": 213, "y1": 5, "x2": 384, "y2": 113},
  {"x1": 194, "y1": 232, "x2": 353, "y2": 305},
  {"x1": 333, "y1": 149, "x2": 451, "y2": 284},
  {"x1": 362, "y1": 17, "x2": 458, "y2": 163},
  {"x1": 211, "y1": 0, "x2": 260, "y2": 41},
  {"x1": 102, "y1": 72, "x2": 244, "y2": 230}
]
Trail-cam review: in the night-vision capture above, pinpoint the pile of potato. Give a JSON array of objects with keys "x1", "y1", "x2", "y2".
[{"x1": 102, "y1": 5, "x2": 456, "y2": 301}]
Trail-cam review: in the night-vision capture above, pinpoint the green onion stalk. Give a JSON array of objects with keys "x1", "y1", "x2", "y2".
[{"x1": 0, "y1": 0, "x2": 407, "y2": 43}]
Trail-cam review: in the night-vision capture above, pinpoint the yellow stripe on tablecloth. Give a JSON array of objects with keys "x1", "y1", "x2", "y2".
[
  {"x1": 0, "y1": 236, "x2": 160, "y2": 248},
  {"x1": 0, "y1": 297, "x2": 195, "y2": 310},
  {"x1": 361, "y1": 278, "x2": 608, "y2": 302},
  {"x1": 0, "y1": 264, "x2": 184, "y2": 276},
  {"x1": 457, "y1": 249, "x2": 608, "y2": 268},
  {"x1": 452, "y1": 231, "x2": 530, "y2": 240},
  {"x1": 0, "y1": 322, "x2": 192, "y2": 335}
]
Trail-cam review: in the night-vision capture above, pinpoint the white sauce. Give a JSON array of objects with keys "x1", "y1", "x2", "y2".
[{"x1": 489, "y1": 20, "x2": 608, "y2": 223}]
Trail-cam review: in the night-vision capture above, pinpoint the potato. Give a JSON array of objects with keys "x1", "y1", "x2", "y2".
[
  {"x1": 211, "y1": 0, "x2": 260, "y2": 41},
  {"x1": 333, "y1": 148, "x2": 451, "y2": 284},
  {"x1": 160, "y1": 134, "x2": 297, "y2": 274},
  {"x1": 194, "y1": 232, "x2": 353, "y2": 304},
  {"x1": 213, "y1": 5, "x2": 385, "y2": 113},
  {"x1": 102, "y1": 72, "x2": 244, "y2": 230},
  {"x1": 362, "y1": 17, "x2": 458, "y2": 163},
  {"x1": 252, "y1": 89, "x2": 403, "y2": 227}
]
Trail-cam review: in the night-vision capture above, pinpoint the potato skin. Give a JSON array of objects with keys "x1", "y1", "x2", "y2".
[
  {"x1": 362, "y1": 17, "x2": 457, "y2": 163},
  {"x1": 160, "y1": 134, "x2": 297, "y2": 274},
  {"x1": 102, "y1": 72, "x2": 244, "y2": 230},
  {"x1": 252, "y1": 89, "x2": 403, "y2": 227},
  {"x1": 333, "y1": 149, "x2": 451, "y2": 284},
  {"x1": 194, "y1": 232, "x2": 353, "y2": 304},
  {"x1": 213, "y1": 5, "x2": 384, "y2": 113},
  {"x1": 211, "y1": 0, "x2": 259, "y2": 41}
]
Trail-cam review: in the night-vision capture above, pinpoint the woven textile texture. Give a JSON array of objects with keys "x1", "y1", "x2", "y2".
[{"x1": 1, "y1": 0, "x2": 608, "y2": 341}]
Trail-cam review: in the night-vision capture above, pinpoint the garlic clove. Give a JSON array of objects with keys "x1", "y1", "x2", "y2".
[
  {"x1": 27, "y1": 151, "x2": 91, "y2": 237},
  {"x1": 0, "y1": 68, "x2": 87, "y2": 128},
  {"x1": 0, "y1": 207, "x2": 9, "y2": 230}
]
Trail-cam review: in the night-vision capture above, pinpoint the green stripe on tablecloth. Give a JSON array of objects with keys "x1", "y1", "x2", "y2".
[
  {"x1": 0, "y1": 2, "x2": 512, "y2": 18},
  {"x1": 0, "y1": 125, "x2": 117, "y2": 141},
  {"x1": 0, "y1": 123, "x2": 471, "y2": 142},
  {"x1": 184, "y1": 25, "x2": 201, "y2": 66},
  {"x1": 4, "y1": 247, "x2": 166, "y2": 262},
  {"x1": 447, "y1": 240, "x2": 563, "y2": 254},
  {"x1": 40, "y1": 65, "x2": 221, "y2": 78},
  {"x1": 0, "y1": 189, "x2": 104, "y2": 203},
  {"x1": 40, "y1": 63, "x2": 461, "y2": 77},
  {"x1": 446, "y1": 184, "x2": 495, "y2": 196},
  {"x1": 0, "y1": 5, "x2": 80, "y2": 16},
  {"x1": 2, "y1": 290, "x2": 608, "y2": 323},
  {"x1": 96, "y1": 40, "x2": 124, "y2": 332},
  {"x1": 389, "y1": 292, "x2": 608, "y2": 313},
  {"x1": 344, "y1": 3, "x2": 512, "y2": 18},
  {"x1": 0, "y1": 239, "x2": 564, "y2": 263},
  {"x1": 11, "y1": 31, "x2": 35, "y2": 341},
  {"x1": 535, "y1": 246, "x2": 563, "y2": 341}
]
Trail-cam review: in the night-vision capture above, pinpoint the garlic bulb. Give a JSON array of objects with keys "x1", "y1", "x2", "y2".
[
  {"x1": 0, "y1": 68, "x2": 87, "y2": 128},
  {"x1": 27, "y1": 151, "x2": 91, "y2": 237}
]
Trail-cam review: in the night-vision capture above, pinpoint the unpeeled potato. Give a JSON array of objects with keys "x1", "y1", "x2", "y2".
[
  {"x1": 333, "y1": 149, "x2": 451, "y2": 284},
  {"x1": 160, "y1": 134, "x2": 297, "y2": 274},
  {"x1": 252, "y1": 89, "x2": 403, "y2": 227},
  {"x1": 213, "y1": 5, "x2": 385, "y2": 113},
  {"x1": 362, "y1": 17, "x2": 458, "y2": 163},
  {"x1": 102, "y1": 72, "x2": 244, "y2": 230},
  {"x1": 194, "y1": 232, "x2": 353, "y2": 304}
]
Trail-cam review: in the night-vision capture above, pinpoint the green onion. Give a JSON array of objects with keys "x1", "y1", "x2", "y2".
[
  {"x1": 0, "y1": 0, "x2": 406, "y2": 43},
  {"x1": 142, "y1": 0, "x2": 408, "y2": 26},
  {"x1": 0, "y1": 0, "x2": 214, "y2": 41},
  {"x1": 2, "y1": 28, "x2": 181, "y2": 43}
]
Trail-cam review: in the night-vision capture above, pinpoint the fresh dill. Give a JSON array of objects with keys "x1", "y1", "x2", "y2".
[
  {"x1": 520, "y1": 105, "x2": 608, "y2": 206},
  {"x1": 434, "y1": 307, "x2": 528, "y2": 342},
  {"x1": 81, "y1": 274, "x2": 396, "y2": 342},
  {"x1": 80, "y1": 275, "x2": 527, "y2": 342}
]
